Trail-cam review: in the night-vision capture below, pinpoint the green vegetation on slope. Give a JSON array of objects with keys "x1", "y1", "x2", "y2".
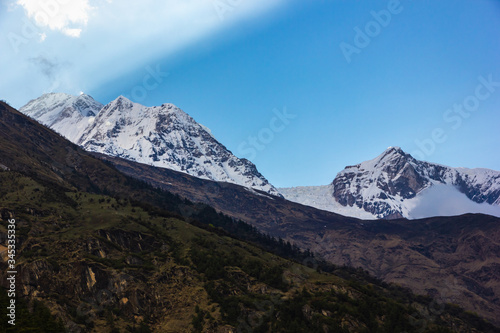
[
  {"x1": 0, "y1": 287, "x2": 65, "y2": 332},
  {"x1": 0, "y1": 102, "x2": 498, "y2": 332},
  {"x1": 1, "y1": 171, "x2": 497, "y2": 332}
]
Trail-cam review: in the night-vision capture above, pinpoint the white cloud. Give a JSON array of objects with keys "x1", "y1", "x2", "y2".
[
  {"x1": 16, "y1": 0, "x2": 92, "y2": 37},
  {"x1": 62, "y1": 28, "x2": 82, "y2": 37},
  {"x1": 1, "y1": 0, "x2": 287, "y2": 107},
  {"x1": 80, "y1": 0, "x2": 286, "y2": 80}
]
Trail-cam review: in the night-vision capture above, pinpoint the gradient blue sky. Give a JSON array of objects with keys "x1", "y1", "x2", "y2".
[{"x1": 1, "y1": 0, "x2": 499, "y2": 187}]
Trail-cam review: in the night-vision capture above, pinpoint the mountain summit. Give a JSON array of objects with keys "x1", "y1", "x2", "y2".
[
  {"x1": 280, "y1": 147, "x2": 500, "y2": 219},
  {"x1": 20, "y1": 93, "x2": 103, "y2": 142},
  {"x1": 20, "y1": 93, "x2": 281, "y2": 196}
]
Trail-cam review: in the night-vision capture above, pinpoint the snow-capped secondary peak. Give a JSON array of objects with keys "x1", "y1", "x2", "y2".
[
  {"x1": 280, "y1": 147, "x2": 500, "y2": 220},
  {"x1": 72, "y1": 94, "x2": 103, "y2": 117},
  {"x1": 20, "y1": 93, "x2": 281, "y2": 197},
  {"x1": 331, "y1": 148, "x2": 437, "y2": 218},
  {"x1": 20, "y1": 93, "x2": 103, "y2": 142},
  {"x1": 346, "y1": 146, "x2": 413, "y2": 173},
  {"x1": 105, "y1": 95, "x2": 138, "y2": 110},
  {"x1": 386, "y1": 146, "x2": 403, "y2": 152},
  {"x1": 78, "y1": 98, "x2": 281, "y2": 196},
  {"x1": 22, "y1": 92, "x2": 102, "y2": 118}
]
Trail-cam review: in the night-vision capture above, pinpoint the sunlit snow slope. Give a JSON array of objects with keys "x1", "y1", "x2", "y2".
[{"x1": 20, "y1": 93, "x2": 102, "y2": 142}]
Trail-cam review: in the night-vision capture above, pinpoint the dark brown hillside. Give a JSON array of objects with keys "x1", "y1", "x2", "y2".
[
  {"x1": 0, "y1": 101, "x2": 183, "y2": 214},
  {"x1": 0, "y1": 100, "x2": 499, "y2": 331},
  {"x1": 94, "y1": 150, "x2": 500, "y2": 327}
]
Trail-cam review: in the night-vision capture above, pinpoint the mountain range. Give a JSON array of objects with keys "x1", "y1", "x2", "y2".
[
  {"x1": 20, "y1": 93, "x2": 281, "y2": 197},
  {"x1": 20, "y1": 93, "x2": 500, "y2": 220},
  {"x1": 2, "y1": 98, "x2": 500, "y2": 330},
  {"x1": 6, "y1": 99, "x2": 500, "y2": 331}
]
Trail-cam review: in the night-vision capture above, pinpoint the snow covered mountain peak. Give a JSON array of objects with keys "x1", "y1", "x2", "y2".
[
  {"x1": 20, "y1": 92, "x2": 103, "y2": 141},
  {"x1": 281, "y1": 147, "x2": 500, "y2": 219},
  {"x1": 97, "y1": 96, "x2": 194, "y2": 127},
  {"x1": 377, "y1": 146, "x2": 406, "y2": 160},
  {"x1": 345, "y1": 146, "x2": 413, "y2": 173},
  {"x1": 331, "y1": 147, "x2": 429, "y2": 218},
  {"x1": 22, "y1": 92, "x2": 102, "y2": 118},
  {"x1": 20, "y1": 93, "x2": 281, "y2": 197},
  {"x1": 77, "y1": 98, "x2": 284, "y2": 196},
  {"x1": 107, "y1": 95, "x2": 135, "y2": 108}
]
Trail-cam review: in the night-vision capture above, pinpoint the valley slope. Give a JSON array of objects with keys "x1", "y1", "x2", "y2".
[
  {"x1": 95, "y1": 151, "x2": 500, "y2": 327},
  {"x1": 3, "y1": 102, "x2": 498, "y2": 332},
  {"x1": 11, "y1": 96, "x2": 500, "y2": 328}
]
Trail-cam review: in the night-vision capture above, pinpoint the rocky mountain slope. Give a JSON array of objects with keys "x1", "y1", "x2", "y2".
[
  {"x1": 3, "y1": 173, "x2": 496, "y2": 332},
  {"x1": 20, "y1": 93, "x2": 280, "y2": 196},
  {"x1": 95, "y1": 151, "x2": 500, "y2": 327},
  {"x1": 3, "y1": 101, "x2": 497, "y2": 332},
  {"x1": 280, "y1": 146, "x2": 500, "y2": 219}
]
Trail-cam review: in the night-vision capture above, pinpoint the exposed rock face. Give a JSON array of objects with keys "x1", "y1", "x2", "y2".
[
  {"x1": 332, "y1": 147, "x2": 428, "y2": 218},
  {"x1": 455, "y1": 170, "x2": 500, "y2": 205},
  {"x1": 0, "y1": 228, "x2": 201, "y2": 333},
  {"x1": 334, "y1": 148, "x2": 426, "y2": 204},
  {"x1": 332, "y1": 147, "x2": 500, "y2": 218},
  {"x1": 282, "y1": 147, "x2": 500, "y2": 219}
]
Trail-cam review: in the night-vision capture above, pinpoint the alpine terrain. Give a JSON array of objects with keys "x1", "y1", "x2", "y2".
[
  {"x1": 19, "y1": 92, "x2": 103, "y2": 142},
  {"x1": 5, "y1": 100, "x2": 499, "y2": 332},
  {"x1": 20, "y1": 93, "x2": 281, "y2": 196},
  {"x1": 280, "y1": 146, "x2": 500, "y2": 219}
]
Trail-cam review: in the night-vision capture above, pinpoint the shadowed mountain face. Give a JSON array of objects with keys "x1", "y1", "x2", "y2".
[
  {"x1": 2, "y1": 100, "x2": 500, "y2": 330},
  {"x1": 95, "y1": 152, "x2": 500, "y2": 326}
]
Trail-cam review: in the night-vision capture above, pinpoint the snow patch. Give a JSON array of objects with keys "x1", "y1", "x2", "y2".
[{"x1": 407, "y1": 184, "x2": 500, "y2": 219}]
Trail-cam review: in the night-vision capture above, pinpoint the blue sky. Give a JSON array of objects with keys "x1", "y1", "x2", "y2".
[{"x1": 1, "y1": 0, "x2": 499, "y2": 187}]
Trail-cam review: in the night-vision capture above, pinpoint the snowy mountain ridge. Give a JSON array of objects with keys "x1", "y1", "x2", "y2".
[
  {"x1": 20, "y1": 93, "x2": 281, "y2": 197},
  {"x1": 280, "y1": 147, "x2": 500, "y2": 219},
  {"x1": 20, "y1": 93, "x2": 103, "y2": 142},
  {"x1": 20, "y1": 93, "x2": 499, "y2": 219}
]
